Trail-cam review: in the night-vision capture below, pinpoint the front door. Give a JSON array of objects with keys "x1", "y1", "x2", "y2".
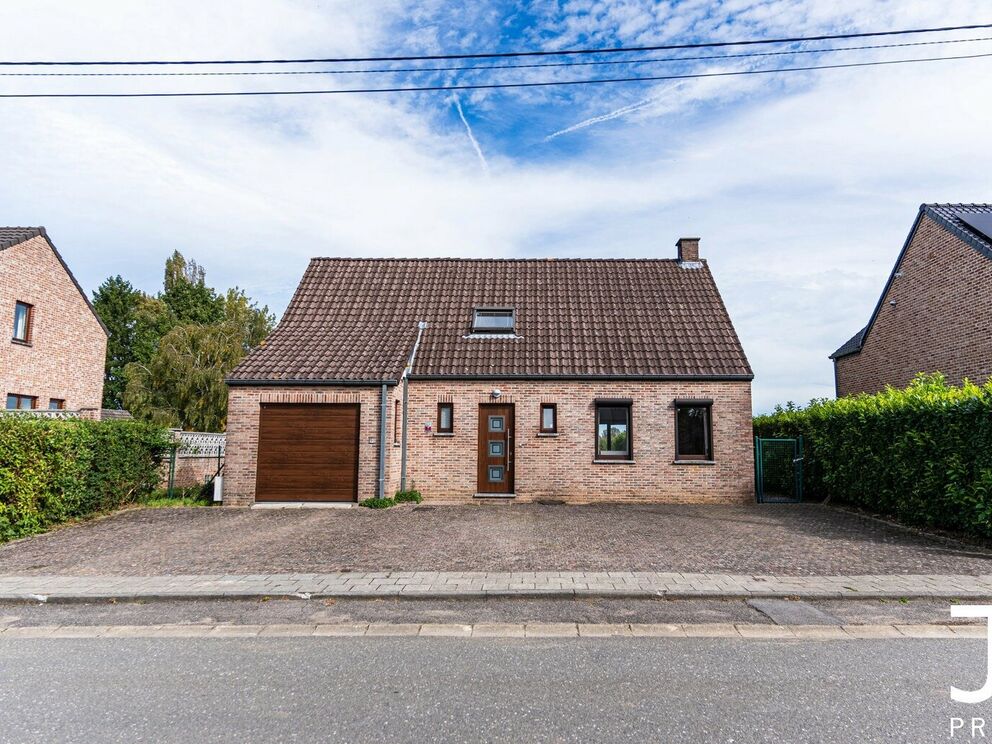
[{"x1": 477, "y1": 404, "x2": 514, "y2": 495}]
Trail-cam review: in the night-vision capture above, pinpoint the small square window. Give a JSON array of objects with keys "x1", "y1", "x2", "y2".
[
  {"x1": 437, "y1": 402, "x2": 453, "y2": 433},
  {"x1": 488, "y1": 415, "x2": 505, "y2": 432},
  {"x1": 540, "y1": 403, "x2": 557, "y2": 433},
  {"x1": 472, "y1": 308, "x2": 514, "y2": 333},
  {"x1": 488, "y1": 466, "x2": 504, "y2": 482},
  {"x1": 48, "y1": 399, "x2": 65, "y2": 411},
  {"x1": 675, "y1": 401, "x2": 713, "y2": 461},
  {"x1": 488, "y1": 441, "x2": 504, "y2": 457},
  {"x1": 12, "y1": 302, "x2": 32, "y2": 343}
]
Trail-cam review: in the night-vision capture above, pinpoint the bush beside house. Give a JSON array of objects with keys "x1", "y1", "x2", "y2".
[
  {"x1": 754, "y1": 374, "x2": 992, "y2": 539},
  {"x1": 0, "y1": 416, "x2": 171, "y2": 542}
]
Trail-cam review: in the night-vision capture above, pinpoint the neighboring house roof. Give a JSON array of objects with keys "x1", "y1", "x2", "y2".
[
  {"x1": 229, "y1": 258, "x2": 753, "y2": 385},
  {"x1": 0, "y1": 226, "x2": 109, "y2": 336},
  {"x1": 830, "y1": 203, "x2": 992, "y2": 360}
]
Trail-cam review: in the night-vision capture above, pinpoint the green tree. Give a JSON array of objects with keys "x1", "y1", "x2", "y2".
[
  {"x1": 161, "y1": 250, "x2": 224, "y2": 325},
  {"x1": 92, "y1": 276, "x2": 142, "y2": 408},
  {"x1": 123, "y1": 322, "x2": 246, "y2": 431},
  {"x1": 222, "y1": 287, "x2": 276, "y2": 351}
]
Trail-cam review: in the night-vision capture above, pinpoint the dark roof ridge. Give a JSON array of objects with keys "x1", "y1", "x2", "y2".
[{"x1": 308, "y1": 256, "x2": 691, "y2": 263}]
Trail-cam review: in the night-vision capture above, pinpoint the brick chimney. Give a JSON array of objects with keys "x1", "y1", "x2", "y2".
[{"x1": 677, "y1": 237, "x2": 700, "y2": 263}]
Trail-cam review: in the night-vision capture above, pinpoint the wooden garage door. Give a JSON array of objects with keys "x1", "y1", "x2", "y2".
[{"x1": 256, "y1": 403, "x2": 360, "y2": 502}]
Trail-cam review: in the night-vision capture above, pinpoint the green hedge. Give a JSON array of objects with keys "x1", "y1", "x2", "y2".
[
  {"x1": 0, "y1": 416, "x2": 171, "y2": 542},
  {"x1": 753, "y1": 374, "x2": 992, "y2": 538}
]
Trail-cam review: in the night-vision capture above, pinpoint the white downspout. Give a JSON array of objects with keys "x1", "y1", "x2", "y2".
[{"x1": 400, "y1": 321, "x2": 428, "y2": 491}]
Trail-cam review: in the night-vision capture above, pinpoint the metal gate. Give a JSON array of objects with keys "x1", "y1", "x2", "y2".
[{"x1": 754, "y1": 437, "x2": 803, "y2": 503}]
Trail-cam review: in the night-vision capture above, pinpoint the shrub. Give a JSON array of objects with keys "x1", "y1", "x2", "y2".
[
  {"x1": 0, "y1": 417, "x2": 171, "y2": 542},
  {"x1": 394, "y1": 488, "x2": 423, "y2": 504},
  {"x1": 754, "y1": 374, "x2": 992, "y2": 539},
  {"x1": 359, "y1": 497, "x2": 396, "y2": 509}
]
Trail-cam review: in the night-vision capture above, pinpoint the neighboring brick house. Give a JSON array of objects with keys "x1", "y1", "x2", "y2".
[
  {"x1": 831, "y1": 204, "x2": 992, "y2": 397},
  {"x1": 224, "y1": 239, "x2": 754, "y2": 506},
  {"x1": 0, "y1": 227, "x2": 108, "y2": 412}
]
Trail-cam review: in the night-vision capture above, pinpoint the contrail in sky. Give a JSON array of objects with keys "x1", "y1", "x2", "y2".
[
  {"x1": 544, "y1": 82, "x2": 685, "y2": 140},
  {"x1": 453, "y1": 95, "x2": 490, "y2": 176}
]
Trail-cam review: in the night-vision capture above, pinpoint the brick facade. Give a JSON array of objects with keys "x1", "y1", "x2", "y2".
[
  {"x1": 834, "y1": 215, "x2": 992, "y2": 397},
  {"x1": 224, "y1": 379, "x2": 754, "y2": 505},
  {"x1": 0, "y1": 235, "x2": 107, "y2": 411}
]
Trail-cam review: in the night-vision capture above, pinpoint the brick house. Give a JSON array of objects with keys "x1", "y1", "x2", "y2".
[
  {"x1": 0, "y1": 227, "x2": 108, "y2": 412},
  {"x1": 831, "y1": 204, "x2": 992, "y2": 397},
  {"x1": 224, "y1": 239, "x2": 754, "y2": 505}
]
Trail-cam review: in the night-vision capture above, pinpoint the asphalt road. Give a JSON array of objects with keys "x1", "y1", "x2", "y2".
[{"x1": 0, "y1": 637, "x2": 983, "y2": 743}]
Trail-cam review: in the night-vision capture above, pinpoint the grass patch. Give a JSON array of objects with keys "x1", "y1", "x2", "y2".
[
  {"x1": 394, "y1": 488, "x2": 423, "y2": 504},
  {"x1": 359, "y1": 497, "x2": 396, "y2": 509},
  {"x1": 138, "y1": 485, "x2": 212, "y2": 508}
]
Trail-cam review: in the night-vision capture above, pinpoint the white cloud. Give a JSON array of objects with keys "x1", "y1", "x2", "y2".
[{"x1": 1, "y1": 0, "x2": 991, "y2": 414}]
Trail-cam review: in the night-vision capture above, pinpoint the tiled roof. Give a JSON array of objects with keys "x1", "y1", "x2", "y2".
[
  {"x1": 230, "y1": 258, "x2": 752, "y2": 384},
  {"x1": 926, "y1": 203, "x2": 992, "y2": 259},
  {"x1": 829, "y1": 326, "x2": 867, "y2": 360},
  {"x1": 830, "y1": 203, "x2": 992, "y2": 360},
  {"x1": 0, "y1": 226, "x2": 46, "y2": 250}
]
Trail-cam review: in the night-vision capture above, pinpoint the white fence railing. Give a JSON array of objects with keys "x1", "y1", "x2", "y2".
[
  {"x1": 0, "y1": 409, "x2": 82, "y2": 420},
  {"x1": 172, "y1": 430, "x2": 226, "y2": 457}
]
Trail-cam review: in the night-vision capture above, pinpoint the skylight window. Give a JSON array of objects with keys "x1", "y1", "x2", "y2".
[{"x1": 473, "y1": 308, "x2": 515, "y2": 333}]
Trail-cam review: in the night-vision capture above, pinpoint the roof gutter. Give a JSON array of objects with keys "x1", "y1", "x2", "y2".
[
  {"x1": 400, "y1": 322, "x2": 428, "y2": 492},
  {"x1": 226, "y1": 378, "x2": 399, "y2": 387},
  {"x1": 406, "y1": 373, "x2": 754, "y2": 382}
]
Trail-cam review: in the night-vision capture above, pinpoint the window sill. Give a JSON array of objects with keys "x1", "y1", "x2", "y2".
[
  {"x1": 433, "y1": 432, "x2": 455, "y2": 437},
  {"x1": 536, "y1": 432, "x2": 559, "y2": 438},
  {"x1": 593, "y1": 459, "x2": 635, "y2": 464},
  {"x1": 673, "y1": 459, "x2": 715, "y2": 466},
  {"x1": 11, "y1": 339, "x2": 31, "y2": 347}
]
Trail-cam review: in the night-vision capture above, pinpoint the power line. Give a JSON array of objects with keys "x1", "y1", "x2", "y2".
[
  {"x1": 2, "y1": 35, "x2": 988, "y2": 77},
  {"x1": 2, "y1": 22, "x2": 991, "y2": 66},
  {"x1": 0, "y1": 51, "x2": 988, "y2": 98}
]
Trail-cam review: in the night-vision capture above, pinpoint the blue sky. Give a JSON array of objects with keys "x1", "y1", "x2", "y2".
[{"x1": 2, "y1": 1, "x2": 991, "y2": 411}]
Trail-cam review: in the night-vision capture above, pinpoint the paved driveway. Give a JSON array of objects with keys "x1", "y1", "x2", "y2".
[{"x1": 0, "y1": 504, "x2": 990, "y2": 576}]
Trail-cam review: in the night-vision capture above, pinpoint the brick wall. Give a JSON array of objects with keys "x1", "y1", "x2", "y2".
[
  {"x1": 835, "y1": 215, "x2": 992, "y2": 397},
  {"x1": 224, "y1": 378, "x2": 754, "y2": 506},
  {"x1": 405, "y1": 380, "x2": 753, "y2": 504},
  {"x1": 0, "y1": 236, "x2": 106, "y2": 410},
  {"x1": 224, "y1": 385, "x2": 395, "y2": 506}
]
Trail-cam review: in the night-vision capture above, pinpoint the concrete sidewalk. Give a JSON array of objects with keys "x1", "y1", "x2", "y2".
[{"x1": 3, "y1": 571, "x2": 992, "y2": 602}]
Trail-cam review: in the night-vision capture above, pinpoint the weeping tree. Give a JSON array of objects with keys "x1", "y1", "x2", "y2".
[
  {"x1": 123, "y1": 323, "x2": 246, "y2": 432},
  {"x1": 98, "y1": 250, "x2": 275, "y2": 429}
]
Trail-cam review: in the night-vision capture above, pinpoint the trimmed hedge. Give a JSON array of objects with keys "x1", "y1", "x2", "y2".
[
  {"x1": 753, "y1": 374, "x2": 992, "y2": 539},
  {"x1": 0, "y1": 416, "x2": 171, "y2": 542}
]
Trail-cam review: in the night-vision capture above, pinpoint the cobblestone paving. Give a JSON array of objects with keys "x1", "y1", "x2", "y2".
[{"x1": 0, "y1": 503, "x2": 990, "y2": 576}]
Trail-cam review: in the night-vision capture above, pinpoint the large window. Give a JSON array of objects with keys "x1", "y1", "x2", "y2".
[
  {"x1": 595, "y1": 402, "x2": 631, "y2": 460},
  {"x1": 437, "y1": 402, "x2": 454, "y2": 434},
  {"x1": 472, "y1": 308, "x2": 514, "y2": 333},
  {"x1": 675, "y1": 400, "x2": 713, "y2": 461},
  {"x1": 6, "y1": 394, "x2": 36, "y2": 410},
  {"x1": 12, "y1": 302, "x2": 32, "y2": 343},
  {"x1": 540, "y1": 403, "x2": 557, "y2": 434}
]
